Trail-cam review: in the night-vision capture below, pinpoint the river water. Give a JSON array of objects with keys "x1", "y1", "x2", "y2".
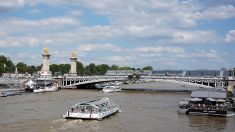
[{"x1": 0, "y1": 83, "x2": 234, "y2": 132}]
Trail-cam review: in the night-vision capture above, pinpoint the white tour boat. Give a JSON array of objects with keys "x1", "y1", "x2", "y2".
[
  {"x1": 63, "y1": 97, "x2": 120, "y2": 120},
  {"x1": 102, "y1": 85, "x2": 122, "y2": 93},
  {"x1": 34, "y1": 71, "x2": 58, "y2": 93}
]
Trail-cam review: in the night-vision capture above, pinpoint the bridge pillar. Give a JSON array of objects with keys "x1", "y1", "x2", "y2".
[
  {"x1": 41, "y1": 48, "x2": 51, "y2": 73},
  {"x1": 70, "y1": 52, "x2": 77, "y2": 76}
]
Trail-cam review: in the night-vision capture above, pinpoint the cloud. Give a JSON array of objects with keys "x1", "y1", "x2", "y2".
[
  {"x1": 194, "y1": 5, "x2": 235, "y2": 19},
  {"x1": 102, "y1": 56, "x2": 137, "y2": 63},
  {"x1": 78, "y1": 43, "x2": 122, "y2": 53},
  {"x1": 0, "y1": 0, "x2": 24, "y2": 12},
  {"x1": 0, "y1": 0, "x2": 223, "y2": 47},
  {"x1": 0, "y1": 16, "x2": 80, "y2": 47},
  {"x1": 0, "y1": 16, "x2": 79, "y2": 28},
  {"x1": 0, "y1": 37, "x2": 39, "y2": 48},
  {"x1": 134, "y1": 46, "x2": 185, "y2": 54},
  {"x1": 68, "y1": 10, "x2": 83, "y2": 16},
  {"x1": 190, "y1": 49, "x2": 220, "y2": 59},
  {"x1": 172, "y1": 30, "x2": 218, "y2": 43},
  {"x1": 225, "y1": 30, "x2": 235, "y2": 42},
  {"x1": 174, "y1": 49, "x2": 221, "y2": 61}
]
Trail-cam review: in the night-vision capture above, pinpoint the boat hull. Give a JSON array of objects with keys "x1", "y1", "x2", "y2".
[
  {"x1": 33, "y1": 89, "x2": 45, "y2": 93},
  {"x1": 177, "y1": 109, "x2": 189, "y2": 114},
  {"x1": 63, "y1": 107, "x2": 120, "y2": 120},
  {"x1": 103, "y1": 89, "x2": 121, "y2": 93},
  {"x1": 45, "y1": 86, "x2": 58, "y2": 92},
  {"x1": 188, "y1": 109, "x2": 228, "y2": 116}
]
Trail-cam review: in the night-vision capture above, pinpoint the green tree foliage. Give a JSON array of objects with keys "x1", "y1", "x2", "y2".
[
  {"x1": 50, "y1": 64, "x2": 59, "y2": 75},
  {"x1": 234, "y1": 68, "x2": 235, "y2": 76},
  {"x1": 27, "y1": 65, "x2": 37, "y2": 75},
  {"x1": 142, "y1": 66, "x2": 153, "y2": 70},
  {"x1": 37, "y1": 64, "x2": 42, "y2": 71},
  {"x1": 110, "y1": 65, "x2": 119, "y2": 70},
  {"x1": 76, "y1": 61, "x2": 85, "y2": 75},
  {"x1": 96, "y1": 64, "x2": 110, "y2": 75},
  {"x1": 16, "y1": 62, "x2": 28, "y2": 73},
  {"x1": 0, "y1": 55, "x2": 15, "y2": 75},
  {"x1": 59, "y1": 64, "x2": 70, "y2": 75},
  {"x1": 119, "y1": 66, "x2": 132, "y2": 70},
  {"x1": 85, "y1": 63, "x2": 96, "y2": 75}
]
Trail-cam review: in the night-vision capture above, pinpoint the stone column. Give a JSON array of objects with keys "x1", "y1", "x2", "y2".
[
  {"x1": 42, "y1": 48, "x2": 51, "y2": 72},
  {"x1": 70, "y1": 52, "x2": 77, "y2": 76}
]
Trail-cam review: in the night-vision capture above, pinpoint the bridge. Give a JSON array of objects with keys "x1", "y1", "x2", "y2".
[
  {"x1": 55, "y1": 75, "x2": 234, "y2": 89},
  {"x1": 141, "y1": 76, "x2": 233, "y2": 88},
  {"x1": 56, "y1": 76, "x2": 128, "y2": 89}
]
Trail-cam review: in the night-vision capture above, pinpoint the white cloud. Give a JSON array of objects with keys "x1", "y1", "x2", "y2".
[
  {"x1": 0, "y1": 37, "x2": 39, "y2": 48},
  {"x1": 0, "y1": 16, "x2": 80, "y2": 47},
  {"x1": 175, "y1": 49, "x2": 221, "y2": 60},
  {"x1": 134, "y1": 46, "x2": 185, "y2": 54},
  {"x1": 68, "y1": 10, "x2": 83, "y2": 16},
  {"x1": 195, "y1": 5, "x2": 235, "y2": 19},
  {"x1": 0, "y1": 0, "x2": 224, "y2": 47},
  {"x1": 0, "y1": 0, "x2": 24, "y2": 12},
  {"x1": 102, "y1": 56, "x2": 137, "y2": 63},
  {"x1": 190, "y1": 49, "x2": 220, "y2": 59},
  {"x1": 0, "y1": 16, "x2": 79, "y2": 28},
  {"x1": 173, "y1": 30, "x2": 218, "y2": 43},
  {"x1": 225, "y1": 30, "x2": 235, "y2": 42},
  {"x1": 78, "y1": 43, "x2": 122, "y2": 53}
]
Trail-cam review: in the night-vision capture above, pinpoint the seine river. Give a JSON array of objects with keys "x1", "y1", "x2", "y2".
[{"x1": 0, "y1": 83, "x2": 234, "y2": 132}]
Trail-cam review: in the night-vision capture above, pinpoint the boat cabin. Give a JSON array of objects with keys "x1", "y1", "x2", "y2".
[{"x1": 188, "y1": 90, "x2": 228, "y2": 115}]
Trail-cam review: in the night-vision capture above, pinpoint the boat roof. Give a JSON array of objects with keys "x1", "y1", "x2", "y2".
[
  {"x1": 71, "y1": 98, "x2": 111, "y2": 108},
  {"x1": 179, "y1": 100, "x2": 189, "y2": 104},
  {"x1": 191, "y1": 90, "x2": 226, "y2": 99},
  {"x1": 25, "y1": 79, "x2": 36, "y2": 85}
]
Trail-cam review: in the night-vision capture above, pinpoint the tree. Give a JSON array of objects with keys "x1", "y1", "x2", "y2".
[
  {"x1": 119, "y1": 66, "x2": 132, "y2": 70},
  {"x1": 0, "y1": 55, "x2": 15, "y2": 75},
  {"x1": 50, "y1": 64, "x2": 59, "y2": 75},
  {"x1": 142, "y1": 66, "x2": 153, "y2": 70},
  {"x1": 234, "y1": 68, "x2": 235, "y2": 76},
  {"x1": 96, "y1": 64, "x2": 110, "y2": 75},
  {"x1": 27, "y1": 65, "x2": 38, "y2": 75},
  {"x1": 85, "y1": 63, "x2": 96, "y2": 75},
  {"x1": 16, "y1": 62, "x2": 28, "y2": 73},
  {"x1": 110, "y1": 65, "x2": 119, "y2": 70},
  {"x1": 37, "y1": 64, "x2": 42, "y2": 71},
  {"x1": 76, "y1": 61, "x2": 85, "y2": 75},
  {"x1": 59, "y1": 64, "x2": 70, "y2": 74}
]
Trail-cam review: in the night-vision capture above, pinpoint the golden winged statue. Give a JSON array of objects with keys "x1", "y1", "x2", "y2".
[
  {"x1": 72, "y1": 52, "x2": 76, "y2": 58},
  {"x1": 44, "y1": 47, "x2": 49, "y2": 54}
]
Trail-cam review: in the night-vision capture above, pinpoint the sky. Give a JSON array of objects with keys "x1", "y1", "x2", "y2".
[{"x1": 0, "y1": 0, "x2": 235, "y2": 70}]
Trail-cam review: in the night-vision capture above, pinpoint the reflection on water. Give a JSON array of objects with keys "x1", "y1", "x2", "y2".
[
  {"x1": 0, "y1": 83, "x2": 234, "y2": 132},
  {"x1": 188, "y1": 116, "x2": 229, "y2": 132}
]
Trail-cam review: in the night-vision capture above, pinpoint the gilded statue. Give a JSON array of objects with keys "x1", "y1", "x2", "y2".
[
  {"x1": 44, "y1": 47, "x2": 49, "y2": 54},
  {"x1": 72, "y1": 52, "x2": 76, "y2": 58}
]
